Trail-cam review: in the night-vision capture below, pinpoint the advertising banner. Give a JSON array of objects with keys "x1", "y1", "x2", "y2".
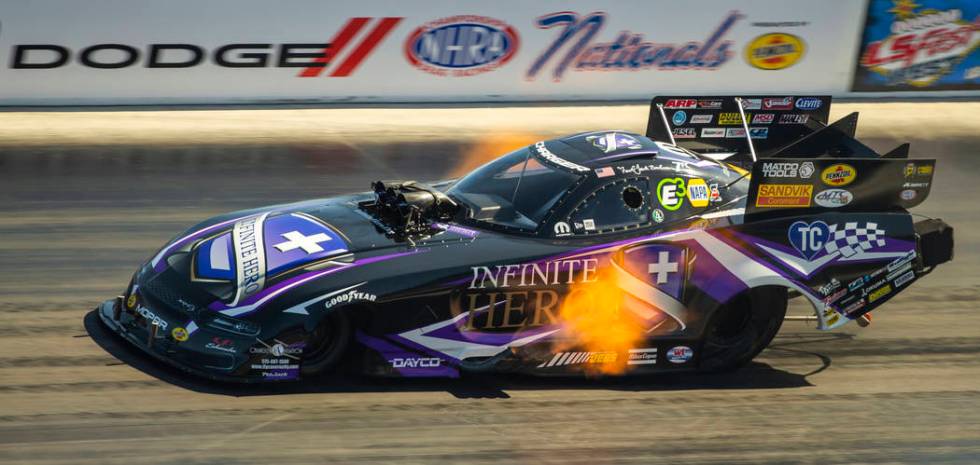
[
  {"x1": 852, "y1": 0, "x2": 979, "y2": 92},
  {"x1": 0, "y1": 0, "x2": 924, "y2": 105}
]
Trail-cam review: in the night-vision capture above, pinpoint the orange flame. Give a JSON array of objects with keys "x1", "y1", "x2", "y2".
[
  {"x1": 451, "y1": 133, "x2": 541, "y2": 177},
  {"x1": 554, "y1": 267, "x2": 648, "y2": 375}
]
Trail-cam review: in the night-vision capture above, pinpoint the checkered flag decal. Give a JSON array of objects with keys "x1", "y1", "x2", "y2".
[{"x1": 824, "y1": 222, "x2": 887, "y2": 258}]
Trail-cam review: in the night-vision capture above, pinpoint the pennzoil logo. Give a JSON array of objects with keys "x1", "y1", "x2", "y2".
[
  {"x1": 171, "y1": 327, "x2": 189, "y2": 342},
  {"x1": 745, "y1": 33, "x2": 805, "y2": 70},
  {"x1": 756, "y1": 184, "x2": 813, "y2": 208},
  {"x1": 821, "y1": 164, "x2": 857, "y2": 187}
]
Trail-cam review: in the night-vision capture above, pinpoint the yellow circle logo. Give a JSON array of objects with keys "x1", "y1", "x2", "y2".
[
  {"x1": 746, "y1": 33, "x2": 805, "y2": 70},
  {"x1": 126, "y1": 294, "x2": 137, "y2": 309},
  {"x1": 686, "y1": 178, "x2": 711, "y2": 208},
  {"x1": 821, "y1": 164, "x2": 857, "y2": 187},
  {"x1": 171, "y1": 327, "x2": 189, "y2": 342}
]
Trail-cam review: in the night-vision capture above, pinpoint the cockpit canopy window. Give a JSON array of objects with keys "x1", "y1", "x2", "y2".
[{"x1": 448, "y1": 147, "x2": 583, "y2": 231}]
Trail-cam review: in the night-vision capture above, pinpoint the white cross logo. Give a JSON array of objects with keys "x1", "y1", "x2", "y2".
[
  {"x1": 273, "y1": 230, "x2": 331, "y2": 254},
  {"x1": 647, "y1": 251, "x2": 678, "y2": 284}
]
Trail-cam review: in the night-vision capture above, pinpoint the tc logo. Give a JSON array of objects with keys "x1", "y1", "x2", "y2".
[{"x1": 788, "y1": 221, "x2": 829, "y2": 259}]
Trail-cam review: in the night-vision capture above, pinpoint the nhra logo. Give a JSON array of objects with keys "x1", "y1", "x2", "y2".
[{"x1": 405, "y1": 15, "x2": 519, "y2": 77}]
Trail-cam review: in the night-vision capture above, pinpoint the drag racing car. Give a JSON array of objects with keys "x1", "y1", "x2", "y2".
[{"x1": 96, "y1": 95, "x2": 954, "y2": 382}]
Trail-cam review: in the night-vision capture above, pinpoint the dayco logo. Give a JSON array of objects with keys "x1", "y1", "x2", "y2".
[
  {"x1": 391, "y1": 357, "x2": 442, "y2": 368},
  {"x1": 745, "y1": 33, "x2": 805, "y2": 70},
  {"x1": 135, "y1": 305, "x2": 168, "y2": 330},
  {"x1": 821, "y1": 164, "x2": 856, "y2": 186},
  {"x1": 324, "y1": 289, "x2": 377, "y2": 309},
  {"x1": 405, "y1": 15, "x2": 519, "y2": 77},
  {"x1": 9, "y1": 17, "x2": 402, "y2": 78}
]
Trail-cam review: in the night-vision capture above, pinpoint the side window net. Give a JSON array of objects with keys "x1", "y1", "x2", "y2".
[{"x1": 566, "y1": 177, "x2": 652, "y2": 235}]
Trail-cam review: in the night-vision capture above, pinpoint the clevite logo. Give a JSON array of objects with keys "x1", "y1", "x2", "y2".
[
  {"x1": 404, "y1": 15, "x2": 519, "y2": 77},
  {"x1": 745, "y1": 33, "x2": 805, "y2": 70},
  {"x1": 10, "y1": 17, "x2": 402, "y2": 78},
  {"x1": 527, "y1": 11, "x2": 742, "y2": 81}
]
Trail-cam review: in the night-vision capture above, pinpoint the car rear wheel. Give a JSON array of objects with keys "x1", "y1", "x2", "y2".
[
  {"x1": 699, "y1": 286, "x2": 787, "y2": 372},
  {"x1": 300, "y1": 310, "x2": 352, "y2": 376}
]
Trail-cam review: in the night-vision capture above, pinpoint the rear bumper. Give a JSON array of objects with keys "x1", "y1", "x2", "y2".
[{"x1": 96, "y1": 298, "x2": 262, "y2": 383}]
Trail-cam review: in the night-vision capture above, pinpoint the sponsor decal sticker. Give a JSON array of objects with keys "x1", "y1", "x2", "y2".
[
  {"x1": 900, "y1": 189, "x2": 917, "y2": 200},
  {"x1": 719, "y1": 112, "x2": 745, "y2": 125},
  {"x1": 868, "y1": 283, "x2": 892, "y2": 303},
  {"x1": 627, "y1": 348, "x2": 658, "y2": 365},
  {"x1": 763, "y1": 97, "x2": 794, "y2": 110},
  {"x1": 540, "y1": 351, "x2": 618, "y2": 367},
  {"x1": 756, "y1": 184, "x2": 813, "y2": 208},
  {"x1": 554, "y1": 221, "x2": 572, "y2": 236},
  {"x1": 814, "y1": 189, "x2": 854, "y2": 208},
  {"x1": 136, "y1": 305, "x2": 168, "y2": 330},
  {"x1": 672, "y1": 127, "x2": 697, "y2": 139},
  {"x1": 664, "y1": 99, "x2": 697, "y2": 109},
  {"x1": 653, "y1": 209, "x2": 665, "y2": 223},
  {"x1": 746, "y1": 33, "x2": 805, "y2": 70},
  {"x1": 698, "y1": 99, "x2": 723, "y2": 109},
  {"x1": 741, "y1": 98, "x2": 762, "y2": 110},
  {"x1": 701, "y1": 127, "x2": 726, "y2": 138},
  {"x1": 752, "y1": 113, "x2": 775, "y2": 124},
  {"x1": 894, "y1": 270, "x2": 916, "y2": 287},
  {"x1": 206, "y1": 337, "x2": 237, "y2": 354},
  {"x1": 324, "y1": 288, "x2": 377, "y2": 309},
  {"x1": 672, "y1": 110, "x2": 688, "y2": 125},
  {"x1": 126, "y1": 294, "x2": 137, "y2": 309},
  {"x1": 392, "y1": 357, "x2": 442, "y2": 368},
  {"x1": 171, "y1": 327, "x2": 189, "y2": 342},
  {"x1": 405, "y1": 15, "x2": 519, "y2": 77},
  {"x1": 821, "y1": 164, "x2": 857, "y2": 186},
  {"x1": 657, "y1": 178, "x2": 686, "y2": 211},
  {"x1": 778, "y1": 114, "x2": 809, "y2": 124},
  {"x1": 795, "y1": 97, "x2": 823, "y2": 110},
  {"x1": 594, "y1": 167, "x2": 615, "y2": 178},
  {"x1": 690, "y1": 114, "x2": 714, "y2": 124},
  {"x1": 726, "y1": 128, "x2": 746, "y2": 138},
  {"x1": 750, "y1": 127, "x2": 769, "y2": 139},
  {"x1": 665, "y1": 346, "x2": 693, "y2": 364},
  {"x1": 762, "y1": 162, "x2": 813, "y2": 178},
  {"x1": 687, "y1": 178, "x2": 710, "y2": 208},
  {"x1": 534, "y1": 141, "x2": 590, "y2": 172}
]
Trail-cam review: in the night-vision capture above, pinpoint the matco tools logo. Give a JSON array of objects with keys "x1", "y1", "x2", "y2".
[{"x1": 405, "y1": 15, "x2": 519, "y2": 77}]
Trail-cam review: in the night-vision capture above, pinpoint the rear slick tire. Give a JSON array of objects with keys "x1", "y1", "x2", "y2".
[{"x1": 699, "y1": 286, "x2": 788, "y2": 373}]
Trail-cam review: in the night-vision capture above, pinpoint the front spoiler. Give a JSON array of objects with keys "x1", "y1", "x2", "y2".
[{"x1": 96, "y1": 298, "x2": 265, "y2": 383}]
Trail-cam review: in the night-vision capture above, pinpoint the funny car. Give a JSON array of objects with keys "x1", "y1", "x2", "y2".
[{"x1": 96, "y1": 95, "x2": 953, "y2": 382}]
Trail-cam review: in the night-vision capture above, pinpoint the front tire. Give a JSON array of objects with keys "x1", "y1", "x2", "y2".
[
  {"x1": 699, "y1": 286, "x2": 787, "y2": 372},
  {"x1": 300, "y1": 310, "x2": 352, "y2": 376}
]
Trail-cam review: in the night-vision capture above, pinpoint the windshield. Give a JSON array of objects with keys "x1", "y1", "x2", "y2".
[{"x1": 448, "y1": 147, "x2": 583, "y2": 231}]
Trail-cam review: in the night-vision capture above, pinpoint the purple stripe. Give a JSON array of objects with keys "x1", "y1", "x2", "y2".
[
  {"x1": 709, "y1": 230, "x2": 821, "y2": 300},
  {"x1": 209, "y1": 249, "x2": 420, "y2": 313},
  {"x1": 151, "y1": 216, "x2": 245, "y2": 272},
  {"x1": 678, "y1": 238, "x2": 748, "y2": 304},
  {"x1": 423, "y1": 320, "x2": 558, "y2": 346}
]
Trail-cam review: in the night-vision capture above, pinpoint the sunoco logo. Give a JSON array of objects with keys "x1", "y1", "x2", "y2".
[{"x1": 405, "y1": 15, "x2": 519, "y2": 77}]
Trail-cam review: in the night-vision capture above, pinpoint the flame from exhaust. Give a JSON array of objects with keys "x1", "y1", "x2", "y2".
[
  {"x1": 451, "y1": 133, "x2": 541, "y2": 177},
  {"x1": 554, "y1": 267, "x2": 649, "y2": 375}
]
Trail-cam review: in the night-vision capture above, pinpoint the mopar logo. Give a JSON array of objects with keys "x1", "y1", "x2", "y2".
[
  {"x1": 135, "y1": 305, "x2": 168, "y2": 330},
  {"x1": 796, "y1": 97, "x2": 822, "y2": 110},
  {"x1": 391, "y1": 357, "x2": 442, "y2": 368},
  {"x1": 405, "y1": 15, "x2": 519, "y2": 76}
]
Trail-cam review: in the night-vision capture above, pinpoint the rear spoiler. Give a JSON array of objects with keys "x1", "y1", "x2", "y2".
[
  {"x1": 744, "y1": 157, "x2": 935, "y2": 220},
  {"x1": 645, "y1": 96, "x2": 906, "y2": 161}
]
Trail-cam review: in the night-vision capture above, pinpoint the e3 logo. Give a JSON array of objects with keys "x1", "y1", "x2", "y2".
[{"x1": 657, "y1": 178, "x2": 687, "y2": 211}]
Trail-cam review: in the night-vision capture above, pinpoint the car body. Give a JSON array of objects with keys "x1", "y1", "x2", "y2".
[{"x1": 96, "y1": 96, "x2": 953, "y2": 382}]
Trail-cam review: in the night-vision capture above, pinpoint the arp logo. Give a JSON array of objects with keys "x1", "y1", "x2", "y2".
[{"x1": 404, "y1": 15, "x2": 519, "y2": 77}]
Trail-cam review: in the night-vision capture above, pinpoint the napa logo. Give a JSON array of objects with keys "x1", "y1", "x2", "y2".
[{"x1": 405, "y1": 15, "x2": 519, "y2": 77}]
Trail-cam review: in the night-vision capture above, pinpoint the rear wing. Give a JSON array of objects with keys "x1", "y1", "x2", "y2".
[
  {"x1": 645, "y1": 96, "x2": 900, "y2": 160},
  {"x1": 744, "y1": 157, "x2": 936, "y2": 219}
]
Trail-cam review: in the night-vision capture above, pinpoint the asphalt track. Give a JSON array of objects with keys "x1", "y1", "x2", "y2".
[{"x1": 0, "y1": 103, "x2": 979, "y2": 465}]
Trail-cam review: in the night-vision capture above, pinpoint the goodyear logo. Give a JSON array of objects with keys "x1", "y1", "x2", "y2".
[
  {"x1": 821, "y1": 164, "x2": 856, "y2": 187},
  {"x1": 755, "y1": 184, "x2": 813, "y2": 208},
  {"x1": 746, "y1": 33, "x2": 805, "y2": 70}
]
